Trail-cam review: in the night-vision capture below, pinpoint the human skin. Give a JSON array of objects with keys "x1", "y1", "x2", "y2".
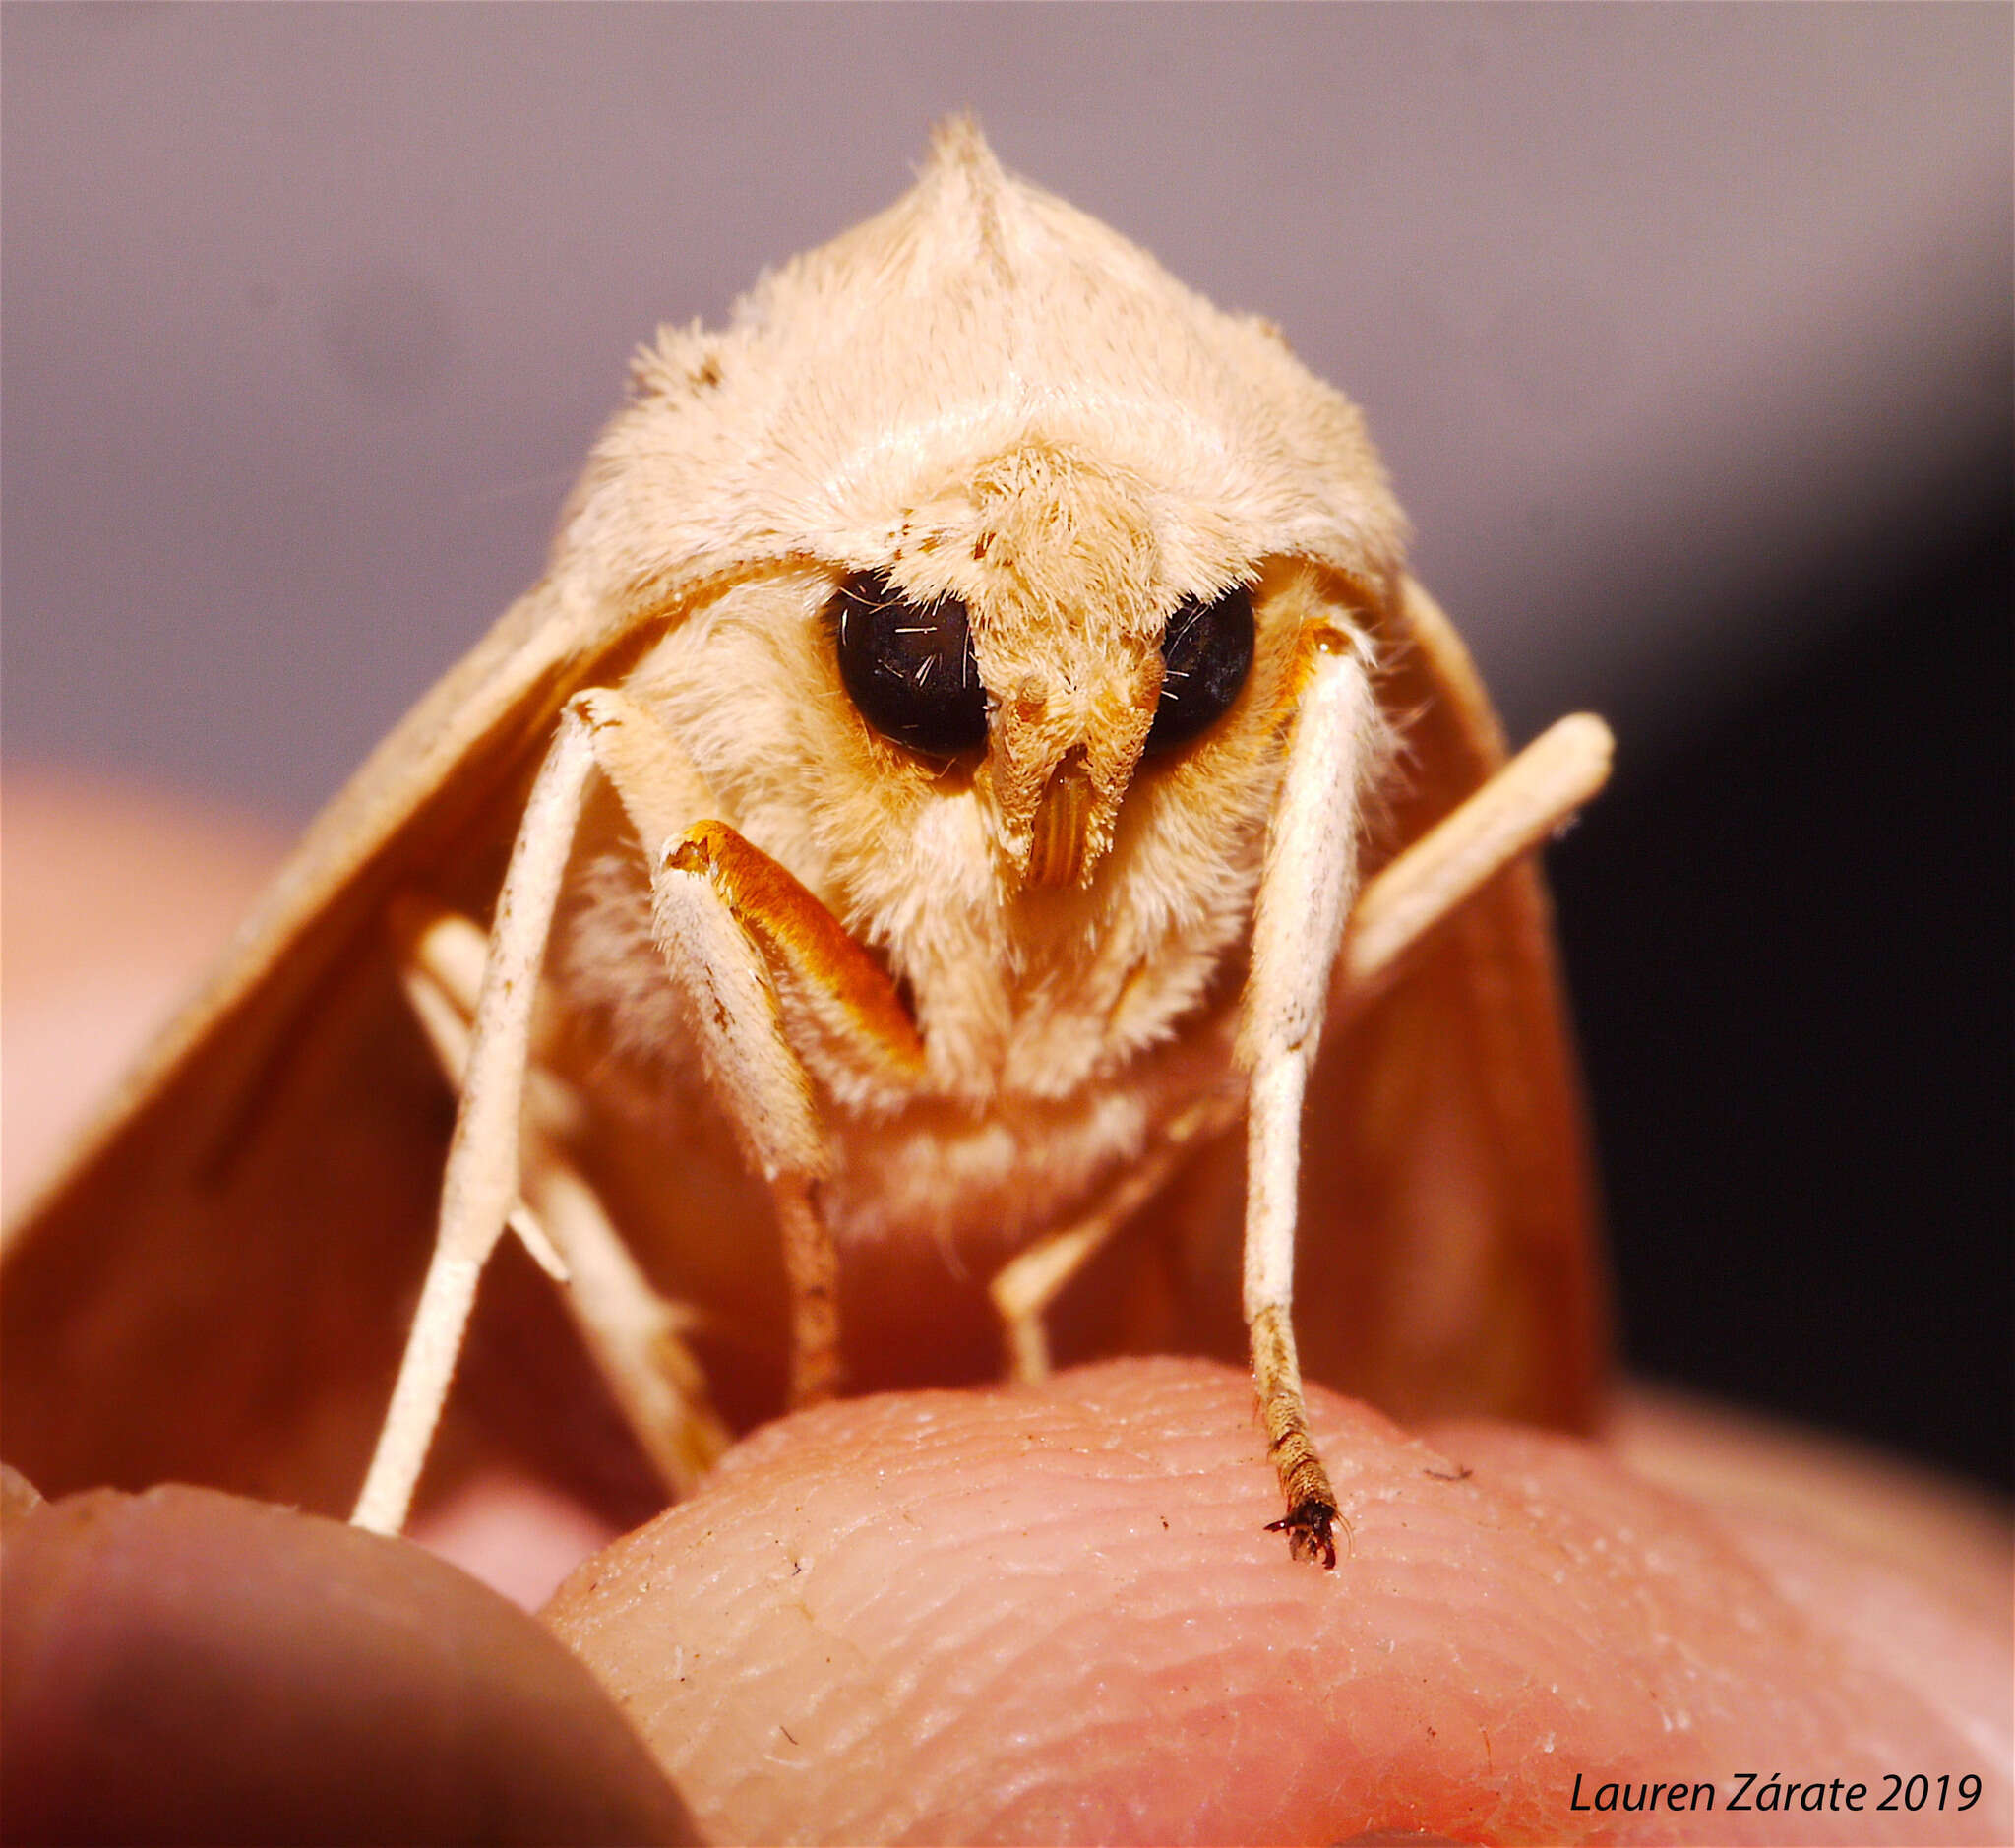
[{"x1": 3, "y1": 774, "x2": 2009, "y2": 1844}]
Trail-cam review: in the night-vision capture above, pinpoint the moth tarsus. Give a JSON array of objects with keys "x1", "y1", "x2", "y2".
[{"x1": 1266, "y1": 1500, "x2": 1342, "y2": 1571}]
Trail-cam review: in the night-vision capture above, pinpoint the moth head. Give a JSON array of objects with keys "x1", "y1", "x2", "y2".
[
  {"x1": 825, "y1": 439, "x2": 1233, "y2": 887},
  {"x1": 827, "y1": 441, "x2": 1270, "y2": 893},
  {"x1": 565, "y1": 116, "x2": 1407, "y2": 953}
]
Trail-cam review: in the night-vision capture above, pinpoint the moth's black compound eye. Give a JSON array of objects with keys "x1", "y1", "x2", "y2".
[
  {"x1": 831, "y1": 569, "x2": 988, "y2": 756},
  {"x1": 1145, "y1": 584, "x2": 1255, "y2": 753}
]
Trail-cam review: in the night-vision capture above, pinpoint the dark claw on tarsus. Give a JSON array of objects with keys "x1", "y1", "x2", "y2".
[{"x1": 1265, "y1": 1498, "x2": 1340, "y2": 1569}]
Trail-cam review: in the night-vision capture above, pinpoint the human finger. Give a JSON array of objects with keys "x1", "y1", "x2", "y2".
[
  {"x1": 1, "y1": 1481, "x2": 698, "y2": 1845},
  {"x1": 545, "y1": 1356, "x2": 2009, "y2": 1845},
  {"x1": 0, "y1": 774, "x2": 283, "y2": 1217}
]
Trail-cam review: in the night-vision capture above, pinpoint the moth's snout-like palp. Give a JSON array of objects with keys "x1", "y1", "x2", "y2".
[
  {"x1": 1028, "y1": 747, "x2": 1096, "y2": 890},
  {"x1": 978, "y1": 631, "x2": 1161, "y2": 893},
  {"x1": 964, "y1": 444, "x2": 1164, "y2": 893}
]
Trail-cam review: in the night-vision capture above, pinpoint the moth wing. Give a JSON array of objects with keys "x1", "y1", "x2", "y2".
[
  {"x1": 1167, "y1": 576, "x2": 1607, "y2": 1431},
  {"x1": 0, "y1": 581, "x2": 654, "y2": 1514}
]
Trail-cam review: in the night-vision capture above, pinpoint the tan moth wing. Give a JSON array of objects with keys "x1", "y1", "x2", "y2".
[{"x1": 0, "y1": 584, "x2": 679, "y2": 1515}]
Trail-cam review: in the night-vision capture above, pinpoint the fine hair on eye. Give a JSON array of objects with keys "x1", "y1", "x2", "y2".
[
  {"x1": 829, "y1": 569, "x2": 989, "y2": 756},
  {"x1": 1144, "y1": 582, "x2": 1255, "y2": 753}
]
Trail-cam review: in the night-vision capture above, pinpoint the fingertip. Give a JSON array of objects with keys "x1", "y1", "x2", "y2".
[
  {"x1": 547, "y1": 1357, "x2": 2001, "y2": 1844},
  {"x1": 1, "y1": 1484, "x2": 699, "y2": 1845}
]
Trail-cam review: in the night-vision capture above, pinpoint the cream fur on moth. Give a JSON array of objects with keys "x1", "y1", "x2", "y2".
[{"x1": 0, "y1": 120, "x2": 1612, "y2": 1564}]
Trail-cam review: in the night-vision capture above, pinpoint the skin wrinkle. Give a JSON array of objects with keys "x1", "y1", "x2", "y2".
[{"x1": 544, "y1": 1358, "x2": 2008, "y2": 1845}]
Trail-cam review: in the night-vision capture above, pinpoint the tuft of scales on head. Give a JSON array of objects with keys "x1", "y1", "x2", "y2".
[
  {"x1": 556, "y1": 119, "x2": 1406, "y2": 916},
  {"x1": 568, "y1": 117, "x2": 1407, "y2": 632}
]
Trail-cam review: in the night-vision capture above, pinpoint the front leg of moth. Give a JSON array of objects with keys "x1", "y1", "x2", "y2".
[
  {"x1": 1239, "y1": 628, "x2": 1385, "y2": 1568},
  {"x1": 577, "y1": 690, "x2": 927, "y2": 1412},
  {"x1": 393, "y1": 900, "x2": 734, "y2": 1501},
  {"x1": 353, "y1": 708, "x2": 600, "y2": 1535},
  {"x1": 1238, "y1": 649, "x2": 1616, "y2": 1566},
  {"x1": 352, "y1": 687, "x2": 914, "y2": 1535}
]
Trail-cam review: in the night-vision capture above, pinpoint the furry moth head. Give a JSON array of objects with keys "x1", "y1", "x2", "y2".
[{"x1": 552, "y1": 119, "x2": 1407, "y2": 1103}]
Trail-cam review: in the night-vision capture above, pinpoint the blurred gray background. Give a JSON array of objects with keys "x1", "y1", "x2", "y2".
[
  {"x1": 5, "y1": 3, "x2": 2005, "y2": 804},
  {"x1": 5, "y1": 5, "x2": 2010, "y2": 1486}
]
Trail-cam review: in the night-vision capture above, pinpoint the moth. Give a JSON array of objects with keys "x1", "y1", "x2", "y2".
[{"x1": 2, "y1": 122, "x2": 1611, "y2": 1567}]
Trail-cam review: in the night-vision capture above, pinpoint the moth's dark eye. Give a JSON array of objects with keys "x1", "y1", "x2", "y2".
[
  {"x1": 1145, "y1": 584, "x2": 1254, "y2": 753},
  {"x1": 831, "y1": 569, "x2": 988, "y2": 756}
]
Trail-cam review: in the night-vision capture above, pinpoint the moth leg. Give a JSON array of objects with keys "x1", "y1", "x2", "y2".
[
  {"x1": 1336, "y1": 712, "x2": 1613, "y2": 1012},
  {"x1": 990, "y1": 1213, "x2": 1119, "y2": 1386},
  {"x1": 1239, "y1": 628, "x2": 1386, "y2": 1568},
  {"x1": 356, "y1": 681, "x2": 922, "y2": 1530},
  {"x1": 989, "y1": 1092, "x2": 1241, "y2": 1383},
  {"x1": 393, "y1": 902, "x2": 732, "y2": 1500},
  {"x1": 1241, "y1": 653, "x2": 1615, "y2": 1565},
  {"x1": 573, "y1": 689, "x2": 927, "y2": 1411},
  {"x1": 354, "y1": 708, "x2": 599, "y2": 1534}
]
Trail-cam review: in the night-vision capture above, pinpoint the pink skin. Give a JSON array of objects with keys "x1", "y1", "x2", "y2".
[
  {"x1": 5, "y1": 774, "x2": 2010, "y2": 1844},
  {"x1": 542, "y1": 1362, "x2": 2008, "y2": 1846}
]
